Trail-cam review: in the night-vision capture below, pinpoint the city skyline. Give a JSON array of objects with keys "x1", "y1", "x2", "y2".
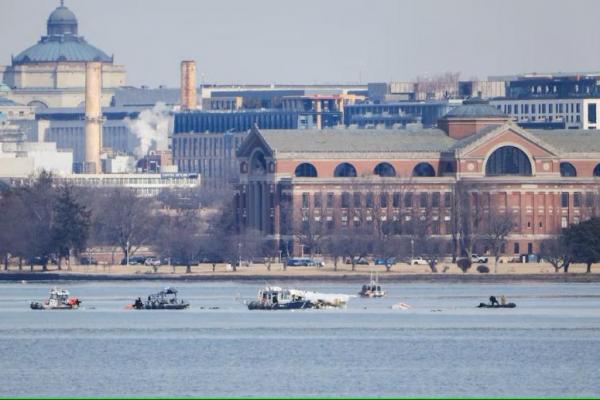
[{"x1": 2, "y1": 0, "x2": 600, "y2": 87}]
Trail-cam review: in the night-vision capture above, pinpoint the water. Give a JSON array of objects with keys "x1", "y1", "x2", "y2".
[{"x1": 0, "y1": 281, "x2": 599, "y2": 397}]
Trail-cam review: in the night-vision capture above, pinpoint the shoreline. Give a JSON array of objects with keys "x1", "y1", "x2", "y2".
[{"x1": 1, "y1": 271, "x2": 600, "y2": 283}]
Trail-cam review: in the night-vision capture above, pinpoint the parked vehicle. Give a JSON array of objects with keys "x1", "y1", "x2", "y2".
[
  {"x1": 374, "y1": 257, "x2": 396, "y2": 266},
  {"x1": 79, "y1": 256, "x2": 98, "y2": 265},
  {"x1": 144, "y1": 257, "x2": 161, "y2": 267},
  {"x1": 120, "y1": 256, "x2": 147, "y2": 265},
  {"x1": 471, "y1": 254, "x2": 488, "y2": 263},
  {"x1": 345, "y1": 256, "x2": 370, "y2": 265},
  {"x1": 410, "y1": 257, "x2": 428, "y2": 265},
  {"x1": 286, "y1": 257, "x2": 319, "y2": 267}
]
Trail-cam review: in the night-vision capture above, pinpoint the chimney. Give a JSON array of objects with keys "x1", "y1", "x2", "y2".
[
  {"x1": 314, "y1": 100, "x2": 322, "y2": 129},
  {"x1": 180, "y1": 60, "x2": 197, "y2": 110},
  {"x1": 84, "y1": 61, "x2": 102, "y2": 174}
]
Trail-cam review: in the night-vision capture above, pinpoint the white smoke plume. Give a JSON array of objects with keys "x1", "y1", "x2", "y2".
[{"x1": 126, "y1": 102, "x2": 171, "y2": 159}]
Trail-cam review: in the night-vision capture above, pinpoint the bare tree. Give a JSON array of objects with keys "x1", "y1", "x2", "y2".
[
  {"x1": 155, "y1": 210, "x2": 204, "y2": 273},
  {"x1": 481, "y1": 210, "x2": 516, "y2": 272},
  {"x1": 91, "y1": 188, "x2": 157, "y2": 263},
  {"x1": 415, "y1": 237, "x2": 448, "y2": 273},
  {"x1": 540, "y1": 237, "x2": 572, "y2": 273}
]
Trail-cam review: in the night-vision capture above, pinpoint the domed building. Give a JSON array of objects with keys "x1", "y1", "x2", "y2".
[{"x1": 0, "y1": 1, "x2": 126, "y2": 108}]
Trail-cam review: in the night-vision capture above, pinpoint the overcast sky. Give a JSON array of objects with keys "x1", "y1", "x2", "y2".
[{"x1": 1, "y1": 0, "x2": 599, "y2": 88}]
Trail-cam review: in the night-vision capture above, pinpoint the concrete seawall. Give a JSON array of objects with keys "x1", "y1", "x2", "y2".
[{"x1": 2, "y1": 271, "x2": 599, "y2": 283}]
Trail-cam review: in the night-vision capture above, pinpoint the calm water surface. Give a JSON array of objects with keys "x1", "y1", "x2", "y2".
[{"x1": 0, "y1": 281, "x2": 599, "y2": 397}]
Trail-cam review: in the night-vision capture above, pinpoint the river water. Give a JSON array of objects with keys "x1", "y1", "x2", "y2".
[{"x1": 0, "y1": 281, "x2": 599, "y2": 397}]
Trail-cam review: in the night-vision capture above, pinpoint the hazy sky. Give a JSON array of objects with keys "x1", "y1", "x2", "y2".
[{"x1": 1, "y1": 0, "x2": 599, "y2": 88}]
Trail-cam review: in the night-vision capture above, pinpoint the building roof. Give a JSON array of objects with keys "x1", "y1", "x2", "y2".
[
  {"x1": 111, "y1": 87, "x2": 182, "y2": 107},
  {"x1": 529, "y1": 130, "x2": 600, "y2": 153},
  {"x1": 35, "y1": 106, "x2": 143, "y2": 120},
  {"x1": 258, "y1": 128, "x2": 457, "y2": 154},
  {"x1": 13, "y1": 36, "x2": 112, "y2": 64},
  {"x1": 48, "y1": 5, "x2": 77, "y2": 24},
  {"x1": 248, "y1": 124, "x2": 600, "y2": 158},
  {"x1": 0, "y1": 97, "x2": 22, "y2": 106},
  {"x1": 444, "y1": 99, "x2": 508, "y2": 118},
  {"x1": 12, "y1": 3, "x2": 112, "y2": 65}
]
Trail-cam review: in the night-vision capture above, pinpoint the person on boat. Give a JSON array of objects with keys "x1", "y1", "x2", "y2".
[
  {"x1": 500, "y1": 295, "x2": 507, "y2": 306},
  {"x1": 489, "y1": 296, "x2": 499, "y2": 306}
]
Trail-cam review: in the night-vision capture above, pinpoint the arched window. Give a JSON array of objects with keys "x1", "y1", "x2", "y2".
[
  {"x1": 295, "y1": 163, "x2": 317, "y2": 177},
  {"x1": 374, "y1": 162, "x2": 396, "y2": 177},
  {"x1": 560, "y1": 162, "x2": 577, "y2": 177},
  {"x1": 594, "y1": 164, "x2": 600, "y2": 177},
  {"x1": 27, "y1": 100, "x2": 48, "y2": 109},
  {"x1": 250, "y1": 151, "x2": 267, "y2": 175},
  {"x1": 412, "y1": 162, "x2": 435, "y2": 177},
  {"x1": 334, "y1": 162, "x2": 357, "y2": 177},
  {"x1": 485, "y1": 146, "x2": 532, "y2": 176}
]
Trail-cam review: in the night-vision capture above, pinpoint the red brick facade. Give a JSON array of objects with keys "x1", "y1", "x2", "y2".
[{"x1": 236, "y1": 122, "x2": 600, "y2": 257}]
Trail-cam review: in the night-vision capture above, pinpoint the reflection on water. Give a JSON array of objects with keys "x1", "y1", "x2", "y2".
[{"x1": 0, "y1": 281, "x2": 599, "y2": 397}]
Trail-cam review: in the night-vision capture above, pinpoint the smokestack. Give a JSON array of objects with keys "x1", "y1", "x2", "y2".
[
  {"x1": 314, "y1": 100, "x2": 322, "y2": 130},
  {"x1": 180, "y1": 60, "x2": 197, "y2": 110},
  {"x1": 84, "y1": 61, "x2": 102, "y2": 173}
]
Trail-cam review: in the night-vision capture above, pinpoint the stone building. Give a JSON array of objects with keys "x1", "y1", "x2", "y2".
[
  {"x1": 0, "y1": 2, "x2": 126, "y2": 108},
  {"x1": 236, "y1": 101, "x2": 600, "y2": 257}
]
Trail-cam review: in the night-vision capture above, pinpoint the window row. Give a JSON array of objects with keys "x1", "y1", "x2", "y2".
[
  {"x1": 500, "y1": 102, "x2": 581, "y2": 115},
  {"x1": 300, "y1": 191, "x2": 453, "y2": 209},
  {"x1": 295, "y1": 162, "x2": 438, "y2": 178}
]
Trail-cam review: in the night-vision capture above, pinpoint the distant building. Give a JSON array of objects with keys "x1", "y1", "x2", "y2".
[
  {"x1": 172, "y1": 130, "x2": 247, "y2": 187},
  {"x1": 0, "y1": 122, "x2": 72, "y2": 177},
  {"x1": 51, "y1": 172, "x2": 201, "y2": 197},
  {"x1": 343, "y1": 100, "x2": 460, "y2": 128},
  {"x1": 35, "y1": 107, "x2": 143, "y2": 165},
  {"x1": 0, "y1": 3, "x2": 126, "y2": 108},
  {"x1": 458, "y1": 80, "x2": 506, "y2": 99},
  {"x1": 236, "y1": 100, "x2": 600, "y2": 257},
  {"x1": 488, "y1": 98, "x2": 600, "y2": 130}
]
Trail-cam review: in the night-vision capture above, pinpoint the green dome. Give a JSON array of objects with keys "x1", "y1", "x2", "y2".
[{"x1": 12, "y1": 3, "x2": 112, "y2": 65}]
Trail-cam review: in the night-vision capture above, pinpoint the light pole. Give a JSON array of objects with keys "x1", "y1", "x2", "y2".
[
  {"x1": 410, "y1": 238, "x2": 414, "y2": 260},
  {"x1": 238, "y1": 242, "x2": 242, "y2": 269}
]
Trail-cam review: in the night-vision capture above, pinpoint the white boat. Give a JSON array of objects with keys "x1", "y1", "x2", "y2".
[
  {"x1": 30, "y1": 288, "x2": 81, "y2": 310},
  {"x1": 289, "y1": 289, "x2": 352, "y2": 308},
  {"x1": 359, "y1": 272, "x2": 386, "y2": 298},
  {"x1": 247, "y1": 286, "x2": 352, "y2": 310}
]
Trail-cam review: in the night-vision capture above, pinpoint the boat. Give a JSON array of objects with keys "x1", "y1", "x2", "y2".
[
  {"x1": 477, "y1": 302, "x2": 517, "y2": 308},
  {"x1": 246, "y1": 286, "x2": 352, "y2": 310},
  {"x1": 30, "y1": 288, "x2": 81, "y2": 310},
  {"x1": 246, "y1": 286, "x2": 313, "y2": 310},
  {"x1": 359, "y1": 272, "x2": 386, "y2": 298},
  {"x1": 131, "y1": 287, "x2": 189, "y2": 310}
]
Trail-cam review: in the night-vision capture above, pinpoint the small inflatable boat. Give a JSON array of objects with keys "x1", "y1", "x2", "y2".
[{"x1": 477, "y1": 302, "x2": 517, "y2": 308}]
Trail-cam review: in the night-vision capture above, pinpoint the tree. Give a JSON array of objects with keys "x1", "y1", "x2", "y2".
[
  {"x1": 336, "y1": 227, "x2": 374, "y2": 272},
  {"x1": 155, "y1": 211, "x2": 204, "y2": 273},
  {"x1": 481, "y1": 210, "x2": 515, "y2": 273},
  {"x1": 540, "y1": 237, "x2": 572, "y2": 273},
  {"x1": 564, "y1": 218, "x2": 600, "y2": 273},
  {"x1": 414, "y1": 236, "x2": 448, "y2": 273},
  {"x1": 51, "y1": 186, "x2": 91, "y2": 269},
  {"x1": 91, "y1": 188, "x2": 157, "y2": 263},
  {"x1": 295, "y1": 217, "x2": 326, "y2": 258},
  {"x1": 322, "y1": 233, "x2": 346, "y2": 271},
  {"x1": 456, "y1": 258, "x2": 472, "y2": 273},
  {"x1": 19, "y1": 172, "x2": 58, "y2": 271},
  {"x1": 451, "y1": 181, "x2": 483, "y2": 262}
]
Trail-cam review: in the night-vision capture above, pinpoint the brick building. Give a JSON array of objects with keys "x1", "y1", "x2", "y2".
[{"x1": 236, "y1": 101, "x2": 600, "y2": 257}]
